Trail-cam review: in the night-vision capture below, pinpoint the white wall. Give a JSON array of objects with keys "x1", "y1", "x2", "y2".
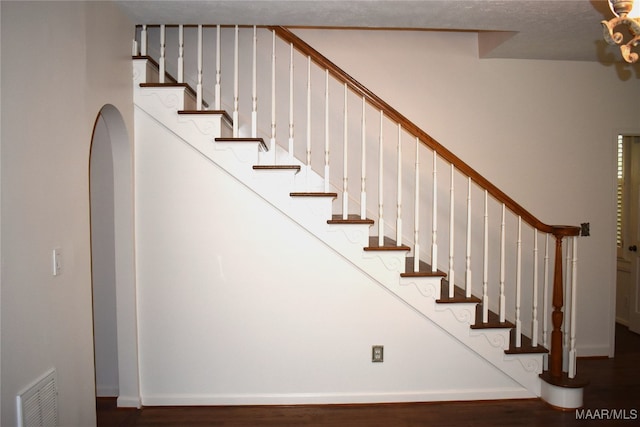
[
  {"x1": 292, "y1": 29, "x2": 640, "y2": 358},
  {"x1": 134, "y1": 109, "x2": 530, "y2": 404},
  {"x1": 1, "y1": 2, "x2": 134, "y2": 426}
]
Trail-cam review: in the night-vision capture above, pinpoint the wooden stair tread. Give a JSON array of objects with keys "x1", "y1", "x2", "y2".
[
  {"x1": 505, "y1": 331, "x2": 549, "y2": 354},
  {"x1": 133, "y1": 54, "x2": 160, "y2": 65},
  {"x1": 290, "y1": 192, "x2": 338, "y2": 198},
  {"x1": 140, "y1": 82, "x2": 191, "y2": 89},
  {"x1": 217, "y1": 137, "x2": 263, "y2": 142},
  {"x1": 216, "y1": 137, "x2": 267, "y2": 151},
  {"x1": 364, "y1": 236, "x2": 410, "y2": 251},
  {"x1": 471, "y1": 306, "x2": 515, "y2": 329},
  {"x1": 181, "y1": 110, "x2": 227, "y2": 114},
  {"x1": 539, "y1": 371, "x2": 589, "y2": 389},
  {"x1": 180, "y1": 110, "x2": 233, "y2": 124},
  {"x1": 327, "y1": 214, "x2": 374, "y2": 225},
  {"x1": 253, "y1": 165, "x2": 301, "y2": 171},
  {"x1": 400, "y1": 257, "x2": 447, "y2": 277},
  {"x1": 437, "y1": 280, "x2": 481, "y2": 303}
]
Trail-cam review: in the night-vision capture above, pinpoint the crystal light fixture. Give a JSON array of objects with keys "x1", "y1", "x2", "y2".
[{"x1": 602, "y1": 0, "x2": 640, "y2": 63}]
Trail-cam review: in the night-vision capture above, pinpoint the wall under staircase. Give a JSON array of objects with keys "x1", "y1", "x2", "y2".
[{"x1": 134, "y1": 93, "x2": 536, "y2": 405}]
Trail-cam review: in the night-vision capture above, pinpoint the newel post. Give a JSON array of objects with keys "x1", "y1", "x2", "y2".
[
  {"x1": 548, "y1": 225, "x2": 580, "y2": 379},
  {"x1": 550, "y1": 232, "x2": 565, "y2": 378}
]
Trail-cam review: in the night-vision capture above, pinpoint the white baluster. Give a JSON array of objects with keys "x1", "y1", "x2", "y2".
[
  {"x1": 342, "y1": 83, "x2": 349, "y2": 220},
  {"x1": 465, "y1": 177, "x2": 472, "y2": 298},
  {"x1": 414, "y1": 138, "x2": 420, "y2": 272},
  {"x1": 482, "y1": 190, "x2": 489, "y2": 323},
  {"x1": 360, "y1": 96, "x2": 367, "y2": 220},
  {"x1": 132, "y1": 26, "x2": 139, "y2": 55},
  {"x1": 141, "y1": 25, "x2": 148, "y2": 56},
  {"x1": 543, "y1": 233, "x2": 550, "y2": 369},
  {"x1": 396, "y1": 124, "x2": 403, "y2": 246},
  {"x1": 431, "y1": 151, "x2": 438, "y2": 272},
  {"x1": 532, "y1": 229, "x2": 539, "y2": 347},
  {"x1": 159, "y1": 25, "x2": 166, "y2": 83},
  {"x1": 324, "y1": 69, "x2": 330, "y2": 192},
  {"x1": 448, "y1": 164, "x2": 455, "y2": 298},
  {"x1": 515, "y1": 216, "x2": 522, "y2": 347},
  {"x1": 271, "y1": 30, "x2": 277, "y2": 161},
  {"x1": 569, "y1": 237, "x2": 578, "y2": 378},
  {"x1": 288, "y1": 42, "x2": 295, "y2": 161},
  {"x1": 215, "y1": 25, "x2": 221, "y2": 111},
  {"x1": 196, "y1": 25, "x2": 203, "y2": 111},
  {"x1": 252, "y1": 26, "x2": 258, "y2": 138},
  {"x1": 499, "y1": 203, "x2": 506, "y2": 323},
  {"x1": 306, "y1": 56, "x2": 312, "y2": 191},
  {"x1": 378, "y1": 111, "x2": 384, "y2": 246},
  {"x1": 233, "y1": 25, "x2": 239, "y2": 134},
  {"x1": 177, "y1": 25, "x2": 184, "y2": 83}
]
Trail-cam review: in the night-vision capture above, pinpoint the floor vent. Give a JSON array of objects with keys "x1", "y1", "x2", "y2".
[{"x1": 16, "y1": 368, "x2": 58, "y2": 427}]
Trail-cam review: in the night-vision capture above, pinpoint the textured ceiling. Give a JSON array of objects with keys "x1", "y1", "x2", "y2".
[{"x1": 115, "y1": 0, "x2": 623, "y2": 62}]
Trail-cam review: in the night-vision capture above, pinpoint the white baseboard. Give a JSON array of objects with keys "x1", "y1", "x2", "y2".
[
  {"x1": 576, "y1": 344, "x2": 612, "y2": 358},
  {"x1": 117, "y1": 395, "x2": 142, "y2": 408},
  {"x1": 141, "y1": 388, "x2": 535, "y2": 407},
  {"x1": 96, "y1": 385, "x2": 119, "y2": 397}
]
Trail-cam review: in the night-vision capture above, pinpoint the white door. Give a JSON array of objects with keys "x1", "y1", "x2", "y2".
[{"x1": 622, "y1": 136, "x2": 640, "y2": 334}]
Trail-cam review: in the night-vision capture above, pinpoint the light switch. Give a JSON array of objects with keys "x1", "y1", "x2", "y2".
[{"x1": 52, "y1": 248, "x2": 62, "y2": 276}]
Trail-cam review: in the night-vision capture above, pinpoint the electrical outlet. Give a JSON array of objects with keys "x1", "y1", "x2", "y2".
[{"x1": 372, "y1": 345, "x2": 384, "y2": 363}]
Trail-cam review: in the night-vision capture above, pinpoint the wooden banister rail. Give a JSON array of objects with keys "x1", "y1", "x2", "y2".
[
  {"x1": 269, "y1": 26, "x2": 579, "y2": 239},
  {"x1": 271, "y1": 26, "x2": 579, "y2": 382}
]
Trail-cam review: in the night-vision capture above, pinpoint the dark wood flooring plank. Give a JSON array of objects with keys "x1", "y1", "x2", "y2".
[{"x1": 97, "y1": 324, "x2": 640, "y2": 426}]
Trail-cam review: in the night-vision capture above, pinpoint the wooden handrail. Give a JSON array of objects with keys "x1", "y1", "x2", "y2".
[
  {"x1": 136, "y1": 22, "x2": 581, "y2": 388},
  {"x1": 269, "y1": 26, "x2": 579, "y2": 238}
]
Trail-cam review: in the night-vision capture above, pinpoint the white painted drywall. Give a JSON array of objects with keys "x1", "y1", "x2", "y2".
[
  {"x1": 134, "y1": 110, "x2": 530, "y2": 404},
  {"x1": 1, "y1": 1, "x2": 135, "y2": 426},
  {"x1": 291, "y1": 28, "x2": 640, "y2": 358}
]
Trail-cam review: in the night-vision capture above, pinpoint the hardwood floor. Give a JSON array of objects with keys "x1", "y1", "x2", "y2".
[{"x1": 97, "y1": 323, "x2": 640, "y2": 426}]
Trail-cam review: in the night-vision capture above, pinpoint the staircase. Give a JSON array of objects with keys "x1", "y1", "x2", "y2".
[{"x1": 132, "y1": 24, "x2": 586, "y2": 409}]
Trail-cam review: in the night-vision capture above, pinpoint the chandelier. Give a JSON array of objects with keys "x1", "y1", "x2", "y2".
[{"x1": 602, "y1": 0, "x2": 640, "y2": 63}]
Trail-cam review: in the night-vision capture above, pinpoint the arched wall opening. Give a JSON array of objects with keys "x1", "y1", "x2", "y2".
[{"x1": 89, "y1": 105, "x2": 140, "y2": 408}]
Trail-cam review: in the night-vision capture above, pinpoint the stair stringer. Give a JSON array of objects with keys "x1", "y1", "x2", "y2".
[{"x1": 133, "y1": 71, "x2": 544, "y2": 400}]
